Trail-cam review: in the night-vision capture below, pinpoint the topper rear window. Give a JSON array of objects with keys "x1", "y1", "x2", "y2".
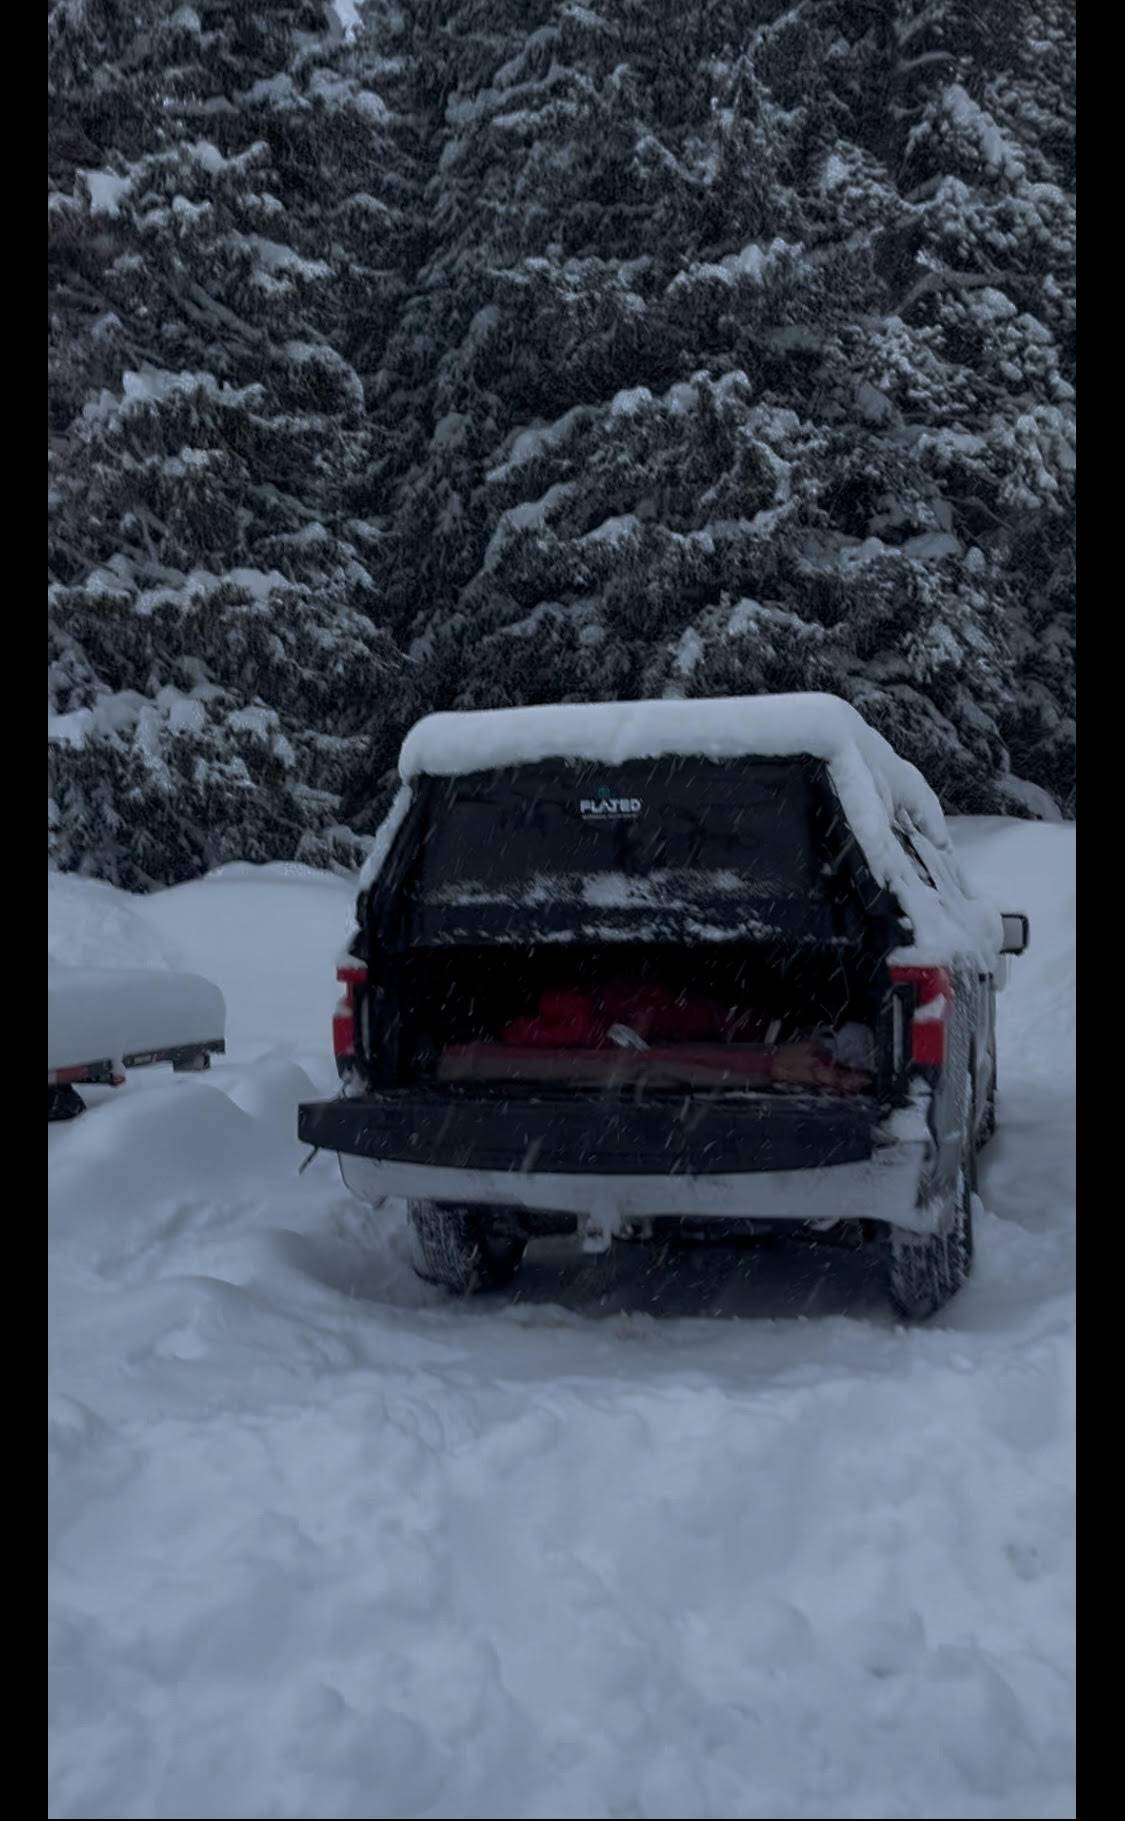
[{"x1": 400, "y1": 757, "x2": 844, "y2": 941}]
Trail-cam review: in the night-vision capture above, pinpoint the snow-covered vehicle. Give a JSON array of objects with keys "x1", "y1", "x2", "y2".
[
  {"x1": 298, "y1": 694, "x2": 1029, "y2": 1318},
  {"x1": 48, "y1": 966, "x2": 226, "y2": 1120}
]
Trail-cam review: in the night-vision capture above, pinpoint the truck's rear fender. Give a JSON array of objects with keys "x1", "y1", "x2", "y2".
[{"x1": 893, "y1": 960, "x2": 984, "y2": 1207}]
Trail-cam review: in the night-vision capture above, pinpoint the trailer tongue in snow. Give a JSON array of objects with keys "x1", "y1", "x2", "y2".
[{"x1": 298, "y1": 694, "x2": 1029, "y2": 1319}]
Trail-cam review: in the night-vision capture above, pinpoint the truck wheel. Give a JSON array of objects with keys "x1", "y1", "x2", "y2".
[
  {"x1": 407, "y1": 1202, "x2": 527, "y2": 1294},
  {"x1": 48, "y1": 1084, "x2": 86, "y2": 1122},
  {"x1": 977, "y1": 1061, "x2": 997, "y2": 1149},
  {"x1": 887, "y1": 1095, "x2": 975, "y2": 1321}
]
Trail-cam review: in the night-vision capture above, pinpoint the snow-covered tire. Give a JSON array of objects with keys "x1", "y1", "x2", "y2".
[
  {"x1": 48, "y1": 1084, "x2": 86, "y2": 1122},
  {"x1": 887, "y1": 1092, "x2": 976, "y2": 1321},
  {"x1": 977, "y1": 1064, "x2": 997, "y2": 1150},
  {"x1": 407, "y1": 1202, "x2": 527, "y2": 1294}
]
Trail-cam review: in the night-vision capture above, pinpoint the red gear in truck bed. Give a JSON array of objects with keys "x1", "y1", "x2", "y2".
[
  {"x1": 472, "y1": 979, "x2": 874, "y2": 1093},
  {"x1": 500, "y1": 981, "x2": 726, "y2": 1049}
]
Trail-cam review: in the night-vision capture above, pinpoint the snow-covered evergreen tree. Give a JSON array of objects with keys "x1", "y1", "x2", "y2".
[
  {"x1": 49, "y1": 0, "x2": 1075, "y2": 884},
  {"x1": 370, "y1": 0, "x2": 1074, "y2": 818},
  {"x1": 48, "y1": 0, "x2": 407, "y2": 885}
]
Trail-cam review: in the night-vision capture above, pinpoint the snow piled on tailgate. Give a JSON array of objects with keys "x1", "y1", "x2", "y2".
[{"x1": 367, "y1": 694, "x2": 1003, "y2": 965}]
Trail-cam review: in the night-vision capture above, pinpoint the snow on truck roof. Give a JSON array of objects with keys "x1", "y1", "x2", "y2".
[{"x1": 365, "y1": 695, "x2": 1002, "y2": 966}]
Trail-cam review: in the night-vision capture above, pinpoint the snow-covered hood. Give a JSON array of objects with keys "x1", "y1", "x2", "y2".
[{"x1": 361, "y1": 695, "x2": 1003, "y2": 968}]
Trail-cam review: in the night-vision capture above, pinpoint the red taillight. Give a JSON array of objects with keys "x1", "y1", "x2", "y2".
[
  {"x1": 333, "y1": 964, "x2": 367, "y2": 1063},
  {"x1": 890, "y1": 965, "x2": 953, "y2": 1067}
]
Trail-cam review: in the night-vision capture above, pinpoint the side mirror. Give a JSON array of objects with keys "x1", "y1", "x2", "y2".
[{"x1": 1000, "y1": 912, "x2": 1029, "y2": 956}]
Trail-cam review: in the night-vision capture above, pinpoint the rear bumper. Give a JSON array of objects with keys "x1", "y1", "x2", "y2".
[
  {"x1": 336, "y1": 1147, "x2": 931, "y2": 1232},
  {"x1": 299, "y1": 1090, "x2": 936, "y2": 1236}
]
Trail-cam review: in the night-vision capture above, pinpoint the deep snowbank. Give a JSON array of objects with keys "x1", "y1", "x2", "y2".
[{"x1": 48, "y1": 829, "x2": 1075, "y2": 1820}]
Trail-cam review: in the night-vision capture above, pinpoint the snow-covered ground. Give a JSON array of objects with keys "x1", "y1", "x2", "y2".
[{"x1": 48, "y1": 824, "x2": 1075, "y2": 1821}]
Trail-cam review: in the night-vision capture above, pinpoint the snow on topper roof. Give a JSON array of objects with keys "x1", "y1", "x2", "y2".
[
  {"x1": 383, "y1": 695, "x2": 1001, "y2": 965},
  {"x1": 401, "y1": 694, "x2": 936, "y2": 811}
]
